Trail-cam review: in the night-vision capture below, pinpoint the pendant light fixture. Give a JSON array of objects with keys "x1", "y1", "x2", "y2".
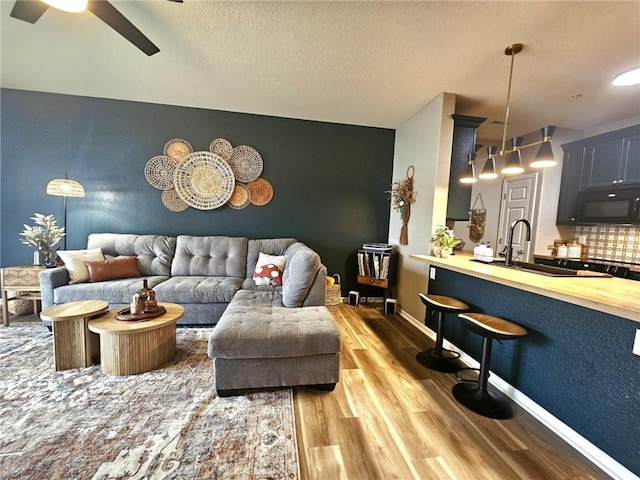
[
  {"x1": 459, "y1": 154, "x2": 477, "y2": 184},
  {"x1": 479, "y1": 146, "x2": 498, "y2": 179},
  {"x1": 502, "y1": 137, "x2": 524, "y2": 174},
  {"x1": 460, "y1": 43, "x2": 559, "y2": 182},
  {"x1": 530, "y1": 125, "x2": 557, "y2": 168}
]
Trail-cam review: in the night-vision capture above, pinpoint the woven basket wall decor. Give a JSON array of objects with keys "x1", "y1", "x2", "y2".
[
  {"x1": 209, "y1": 138, "x2": 233, "y2": 161},
  {"x1": 145, "y1": 155, "x2": 176, "y2": 190},
  {"x1": 227, "y1": 183, "x2": 252, "y2": 209},
  {"x1": 173, "y1": 152, "x2": 236, "y2": 210},
  {"x1": 229, "y1": 145, "x2": 263, "y2": 183},
  {"x1": 161, "y1": 188, "x2": 189, "y2": 212},
  {"x1": 163, "y1": 139, "x2": 194, "y2": 162},
  {"x1": 247, "y1": 178, "x2": 273, "y2": 206}
]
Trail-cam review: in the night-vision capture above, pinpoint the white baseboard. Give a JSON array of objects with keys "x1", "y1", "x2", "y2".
[{"x1": 398, "y1": 308, "x2": 639, "y2": 480}]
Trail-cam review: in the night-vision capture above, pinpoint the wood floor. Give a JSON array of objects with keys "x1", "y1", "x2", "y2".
[{"x1": 293, "y1": 303, "x2": 609, "y2": 480}]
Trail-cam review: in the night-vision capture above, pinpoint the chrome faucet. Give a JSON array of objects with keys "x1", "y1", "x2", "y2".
[{"x1": 505, "y1": 218, "x2": 531, "y2": 266}]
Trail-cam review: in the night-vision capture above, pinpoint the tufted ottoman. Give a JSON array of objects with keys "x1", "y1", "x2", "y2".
[{"x1": 207, "y1": 290, "x2": 341, "y2": 397}]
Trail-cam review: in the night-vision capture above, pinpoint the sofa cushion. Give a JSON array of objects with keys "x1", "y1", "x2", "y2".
[
  {"x1": 209, "y1": 290, "x2": 341, "y2": 359},
  {"x1": 86, "y1": 256, "x2": 141, "y2": 282},
  {"x1": 281, "y1": 246, "x2": 321, "y2": 307},
  {"x1": 57, "y1": 248, "x2": 105, "y2": 284},
  {"x1": 172, "y1": 236, "x2": 248, "y2": 277},
  {"x1": 87, "y1": 233, "x2": 176, "y2": 277},
  {"x1": 153, "y1": 276, "x2": 243, "y2": 303},
  {"x1": 53, "y1": 276, "x2": 169, "y2": 305}
]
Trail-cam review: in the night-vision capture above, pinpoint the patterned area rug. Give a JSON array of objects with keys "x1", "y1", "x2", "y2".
[{"x1": 0, "y1": 322, "x2": 299, "y2": 479}]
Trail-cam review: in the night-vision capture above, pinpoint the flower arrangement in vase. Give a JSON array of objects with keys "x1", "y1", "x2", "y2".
[
  {"x1": 20, "y1": 213, "x2": 65, "y2": 267},
  {"x1": 430, "y1": 225, "x2": 462, "y2": 258}
]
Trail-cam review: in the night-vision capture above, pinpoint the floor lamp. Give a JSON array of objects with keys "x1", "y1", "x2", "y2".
[{"x1": 46, "y1": 175, "x2": 85, "y2": 251}]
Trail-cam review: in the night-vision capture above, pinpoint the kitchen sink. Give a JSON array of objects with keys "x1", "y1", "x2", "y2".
[{"x1": 493, "y1": 260, "x2": 611, "y2": 277}]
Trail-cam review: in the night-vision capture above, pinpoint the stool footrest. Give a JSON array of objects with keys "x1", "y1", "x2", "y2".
[
  {"x1": 416, "y1": 348, "x2": 462, "y2": 373},
  {"x1": 455, "y1": 366, "x2": 480, "y2": 383},
  {"x1": 452, "y1": 381, "x2": 514, "y2": 419}
]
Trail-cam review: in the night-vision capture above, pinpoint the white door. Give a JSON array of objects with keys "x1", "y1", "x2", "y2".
[{"x1": 497, "y1": 172, "x2": 539, "y2": 261}]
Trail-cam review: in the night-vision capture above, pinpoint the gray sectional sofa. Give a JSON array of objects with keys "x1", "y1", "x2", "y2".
[{"x1": 39, "y1": 233, "x2": 341, "y2": 395}]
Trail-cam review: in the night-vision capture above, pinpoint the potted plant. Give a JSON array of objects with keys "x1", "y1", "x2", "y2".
[
  {"x1": 430, "y1": 226, "x2": 461, "y2": 258},
  {"x1": 20, "y1": 213, "x2": 65, "y2": 267}
]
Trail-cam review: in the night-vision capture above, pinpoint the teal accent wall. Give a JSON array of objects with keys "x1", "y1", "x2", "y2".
[{"x1": 0, "y1": 88, "x2": 395, "y2": 291}]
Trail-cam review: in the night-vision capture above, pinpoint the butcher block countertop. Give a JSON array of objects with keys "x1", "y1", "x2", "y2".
[{"x1": 410, "y1": 252, "x2": 640, "y2": 323}]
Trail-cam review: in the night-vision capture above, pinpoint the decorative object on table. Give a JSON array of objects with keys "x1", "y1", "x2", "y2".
[
  {"x1": 161, "y1": 188, "x2": 189, "y2": 212},
  {"x1": 163, "y1": 138, "x2": 193, "y2": 162},
  {"x1": 173, "y1": 151, "x2": 236, "y2": 210},
  {"x1": 228, "y1": 145, "x2": 263, "y2": 183},
  {"x1": 387, "y1": 165, "x2": 416, "y2": 245},
  {"x1": 144, "y1": 155, "x2": 176, "y2": 190},
  {"x1": 430, "y1": 225, "x2": 462, "y2": 258},
  {"x1": 46, "y1": 174, "x2": 84, "y2": 251},
  {"x1": 227, "y1": 182, "x2": 252, "y2": 209},
  {"x1": 117, "y1": 303, "x2": 166, "y2": 321},
  {"x1": 209, "y1": 138, "x2": 234, "y2": 160},
  {"x1": 247, "y1": 178, "x2": 273, "y2": 206},
  {"x1": 20, "y1": 213, "x2": 65, "y2": 267},
  {"x1": 468, "y1": 193, "x2": 487, "y2": 243}
]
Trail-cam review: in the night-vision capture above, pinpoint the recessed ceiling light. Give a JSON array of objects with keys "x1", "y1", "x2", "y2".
[{"x1": 612, "y1": 67, "x2": 640, "y2": 86}]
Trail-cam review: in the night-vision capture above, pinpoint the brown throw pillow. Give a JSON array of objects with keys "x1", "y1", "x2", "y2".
[{"x1": 85, "y1": 256, "x2": 141, "y2": 283}]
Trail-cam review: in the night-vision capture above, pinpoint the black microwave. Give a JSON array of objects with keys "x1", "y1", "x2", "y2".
[{"x1": 576, "y1": 186, "x2": 640, "y2": 224}]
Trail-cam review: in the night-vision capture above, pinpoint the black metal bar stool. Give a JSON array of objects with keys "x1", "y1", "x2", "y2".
[
  {"x1": 416, "y1": 293, "x2": 469, "y2": 373},
  {"x1": 453, "y1": 312, "x2": 527, "y2": 419}
]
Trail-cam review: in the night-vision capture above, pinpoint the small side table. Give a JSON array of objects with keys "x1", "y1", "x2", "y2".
[
  {"x1": 1, "y1": 265, "x2": 44, "y2": 327},
  {"x1": 40, "y1": 300, "x2": 109, "y2": 371}
]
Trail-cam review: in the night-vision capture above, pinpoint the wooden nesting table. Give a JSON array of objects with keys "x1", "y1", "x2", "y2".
[
  {"x1": 1, "y1": 265, "x2": 44, "y2": 326},
  {"x1": 88, "y1": 303, "x2": 184, "y2": 376},
  {"x1": 40, "y1": 300, "x2": 109, "y2": 371}
]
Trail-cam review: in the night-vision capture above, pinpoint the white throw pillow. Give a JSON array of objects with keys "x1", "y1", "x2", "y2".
[
  {"x1": 57, "y1": 248, "x2": 105, "y2": 284},
  {"x1": 253, "y1": 252, "x2": 286, "y2": 286}
]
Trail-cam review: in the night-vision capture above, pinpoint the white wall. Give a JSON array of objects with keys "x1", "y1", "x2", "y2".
[{"x1": 389, "y1": 92, "x2": 455, "y2": 320}]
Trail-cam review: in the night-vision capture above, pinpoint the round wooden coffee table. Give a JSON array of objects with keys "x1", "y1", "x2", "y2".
[
  {"x1": 88, "y1": 303, "x2": 184, "y2": 376},
  {"x1": 40, "y1": 300, "x2": 110, "y2": 371}
]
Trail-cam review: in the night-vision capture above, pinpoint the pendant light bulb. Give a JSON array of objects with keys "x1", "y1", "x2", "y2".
[
  {"x1": 502, "y1": 137, "x2": 524, "y2": 175},
  {"x1": 530, "y1": 125, "x2": 557, "y2": 168}
]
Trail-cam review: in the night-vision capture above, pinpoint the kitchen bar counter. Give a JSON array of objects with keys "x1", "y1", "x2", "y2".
[
  {"x1": 410, "y1": 251, "x2": 640, "y2": 477},
  {"x1": 410, "y1": 252, "x2": 639, "y2": 323}
]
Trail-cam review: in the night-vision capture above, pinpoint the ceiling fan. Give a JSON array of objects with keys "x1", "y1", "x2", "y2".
[{"x1": 9, "y1": 0, "x2": 182, "y2": 56}]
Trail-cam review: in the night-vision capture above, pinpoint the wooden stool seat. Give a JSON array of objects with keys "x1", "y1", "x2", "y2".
[
  {"x1": 453, "y1": 312, "x2": 527, "y2": 419},
  {"x1": 416, "y1": 293, "x2": 470, "y2": 373}
]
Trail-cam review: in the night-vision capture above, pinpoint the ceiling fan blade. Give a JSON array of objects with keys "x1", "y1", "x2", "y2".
[
  {"x1": 87, "y1": 0, "x2": 160, "y2": 56},
  {"x1": 10, "y1": 0, "x2": 49, "y2": 23}
]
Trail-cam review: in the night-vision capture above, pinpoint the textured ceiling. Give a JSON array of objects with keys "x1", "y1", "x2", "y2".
[{"x1": 1, "y1": 1, "x2": 639, "y2": 139}]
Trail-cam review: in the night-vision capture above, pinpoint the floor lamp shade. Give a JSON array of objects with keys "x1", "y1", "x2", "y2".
[
  {"x1": 46, "y1": 178, "x2": 85, "y2": 198},
  {"x1": 46, "y1": 176, "x2": 85, "y2": 250}
]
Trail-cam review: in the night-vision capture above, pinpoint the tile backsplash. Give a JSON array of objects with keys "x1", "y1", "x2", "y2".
[{"x1": 571, "y1": 225, "x2": 639, "y2": 264}]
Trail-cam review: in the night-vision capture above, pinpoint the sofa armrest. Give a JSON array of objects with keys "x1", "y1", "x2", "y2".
[
  {"x1": 301, "y1": 263, "x2": 328, "y2": 307},
  {"x1": 39, "y1": 267, "x2": 70, "y2": 308}
]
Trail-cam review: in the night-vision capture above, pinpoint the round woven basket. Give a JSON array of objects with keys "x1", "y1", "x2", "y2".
[{"x1": 325, "y1": 274, "x2": 342, "y2": 308}]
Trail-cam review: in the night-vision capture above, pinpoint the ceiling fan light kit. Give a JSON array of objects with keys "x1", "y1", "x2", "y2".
[
  {"x1": 460, "y1": 43, "x2": 559, "y2": 184},
  {"x1": 9, "y1": 0, "x2": 181, "y2": 56},
  {"x1": 42, "y1": 0, "x2": 87, "y2": 13}
]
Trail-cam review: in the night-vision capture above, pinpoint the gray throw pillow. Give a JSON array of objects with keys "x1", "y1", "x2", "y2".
[{"x1": 281, "y1": 247, "x2": 320, "y2": 307}]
